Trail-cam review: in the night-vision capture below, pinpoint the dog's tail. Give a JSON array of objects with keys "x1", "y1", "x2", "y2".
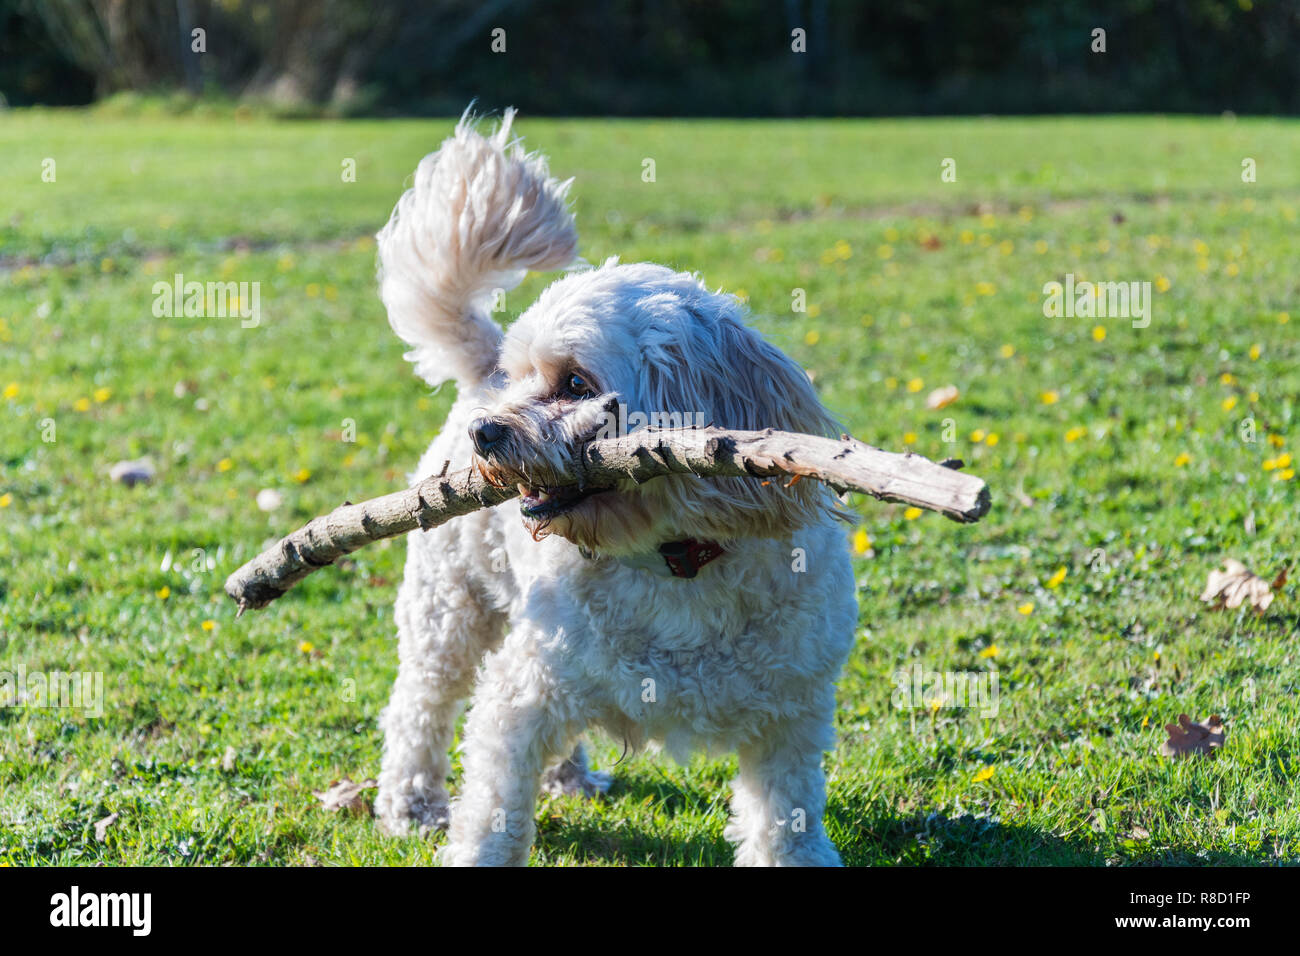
[{"x1": 377, "y1": 108, "x2": 578, "y2": 388}]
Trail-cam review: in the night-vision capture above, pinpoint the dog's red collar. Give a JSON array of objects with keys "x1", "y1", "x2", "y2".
[
  {"x1": 585, "y1": 538, "x2": 726, "y2": 579},
  {"x1": 657, "y1": 539, "x2": 725, "y2": 579}
]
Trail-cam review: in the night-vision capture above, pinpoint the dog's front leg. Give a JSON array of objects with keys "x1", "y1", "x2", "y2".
[
  {"x1": 726, "y1": 709, "x2": 842, "y2": 867},
  {"x1": 440, "y1": 638, "x2": 577, "y2": 866}
]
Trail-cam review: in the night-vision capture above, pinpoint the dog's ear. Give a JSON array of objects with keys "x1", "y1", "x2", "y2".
[
  {"x1": 635, "y1": 290, "x2": 839, "y2": 437},
  {"x1": 633, "y1": 288, "x2": 841, "y2": 536}
]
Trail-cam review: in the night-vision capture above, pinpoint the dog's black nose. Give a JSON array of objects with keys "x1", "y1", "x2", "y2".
[{"x1": 470, "y1": 417, "x2": 508, "y2": 455}]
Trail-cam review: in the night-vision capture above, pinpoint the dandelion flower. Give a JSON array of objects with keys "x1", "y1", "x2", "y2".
[{"x1": 903, "y1": 507, "x2": 923, "y2": 520}]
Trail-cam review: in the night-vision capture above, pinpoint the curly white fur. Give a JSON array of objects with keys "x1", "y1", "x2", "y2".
[{"x1": 374, "y1": 110, "x2": 856, "y2": 866}]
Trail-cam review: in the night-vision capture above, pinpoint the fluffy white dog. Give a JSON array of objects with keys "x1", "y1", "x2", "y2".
[{"x1": 372, "y1": 110, "x2": 857, "y2": 866}]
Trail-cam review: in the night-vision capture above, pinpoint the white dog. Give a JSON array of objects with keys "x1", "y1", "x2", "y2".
[{"x1": 372, "y1": 110, "x2": 857, "y2": 866}]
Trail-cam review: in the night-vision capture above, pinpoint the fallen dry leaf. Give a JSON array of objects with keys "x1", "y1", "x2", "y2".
[
  {"x1": 925, "y1": 384, "x2": 960, "y2": 410},
  {"x1": 1199, "y1": 559, "x2": 1276, "y2": 613},
  {"x1": 1160, "y1": 713, "x2": 1225, "y2": 758},
  {"x1": 312, "y1": 777, "x2": 377, "y2": 815},
  {"x1": 94, "y1": 811, "x2": 119, "y2": 842}
]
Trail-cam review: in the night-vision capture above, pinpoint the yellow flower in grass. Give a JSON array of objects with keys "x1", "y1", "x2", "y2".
[
  {"x1": 1222, "y1": 396, "x2": 1238, "y2": 412},
  {"x1": 985, "y1": 433, "x2": 1000, "y2": 446},
  {"x1": 1040, "y1": 390, "x2": 1059, "y2": 405},
  {"x1": 293, "y1": 468, "x2": 311, "y2": 483},
  {"x1": 1065, "y1": 426, "x2": 1087, "y2": 442},
  {"x1": 804, "y1": 329, "x2": 821, "y2": 346},
  {"x1": 2, "y1": 383, "x2": 18, "y2": 400},
  {"x1": 1034, "y1": 239, "x2": 1048, "y2": 254},
  {"x1": 906, "y1": 377, "x2": 924, "y2": 393},
  {"x1": 217, "y1": 458, "x2": 233, "y2": 473},
  {"x1": 201, "y1": 620, "x2": 216, "y2": 631},
  {"x1": 1276, "y1": 453, "x2": 1292, "y2": 469},
  {"x1": 979, "y1": 644, "x2": 999, "y2": 659},
  {"x1": 999, "y1": 344, "x2": 1016, "y2": 358},
  {"x1": 156, "y1": 586, "x2": 171, "y2": 600},
  {"x1": 1268, "y1": 434, "x2": 1285, "y2": 448},
  {"x1": 1092, "y1": 325, "x2": 1106, "y2": 342},
  {"x1": 903, "y1": 507, "x2": 923, "y2": 521},
  {"x1": 298, "y1": 641, "x2": 315, "y2": 654},
  {"x1": 972, "y1": 766, "x2": 995, "y2": 783},
  {"x1": 975, "y1": 281, "x2": 996, "y2": 296},
  {"x1": 1249, "y1": 344, "x2": 1262, "y2": 361},
  {"x1": 969, "y1": 429, "x2": 986, "y2": 443},
  {"x1": 903, "y1": 431, "x2": 917, "y2": 445},
  {"x1": 852, "y1": 528, "x2": 872, "y2": 554},
  {"x1": 0, "y1": 493, "x2": 12, "y2": 508},
  {"x1": 93, "y1": 387, "x2": 111, "y2": 403},
  {"x1": 1017, "y1": 602, "x2": 1034, "y2": 616},
  {"x1": 73, "y1": 397, "x2": 91, "y2": 412},
  {"x1": 1276, "y1": 469, "x2": 1295, "y2": 481},
  {"x1": 1174, "y1": 452, "x2": 1191, "y2": 467},
  {"x1": 1155, "y1": 275, "x2": 1171, "y2": 293},
  {"x1": 1220, "y1": 372, "x2": 1237, "y2": 385},
  {"x1": 1045, "y1": 566, "x2": 1067, "y2": 589}
]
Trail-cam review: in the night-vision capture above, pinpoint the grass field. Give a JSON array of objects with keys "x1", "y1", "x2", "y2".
[{"x1": 3, "y1": 109, "x2": 1299, "y2": 865}]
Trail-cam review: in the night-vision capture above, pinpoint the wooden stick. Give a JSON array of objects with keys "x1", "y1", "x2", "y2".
[{"x1": 224, "y1": 426, "x2": 990, "y2": 613}]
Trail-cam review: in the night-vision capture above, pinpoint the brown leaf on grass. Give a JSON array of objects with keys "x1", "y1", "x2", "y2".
[
  {"x1": 1160, "y1": 714, "x2": 1225, "y2": 758},
  {"x1": 925, "y1": 385, "x2": 960, "y2": 410},
  {"x1": 1199, "y1": 559, "x2": 1276, "y2": 612},
  {"x1": 94, "y1": 812, "x2": 119, "y2": 842},
  {"x1": 312, "y1": 777, "x2": 377, "y2": 815}
]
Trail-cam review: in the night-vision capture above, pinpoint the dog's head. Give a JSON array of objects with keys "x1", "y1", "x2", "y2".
[{"x1": 470, "y1": 259, "x2": 840, "y2": 555}]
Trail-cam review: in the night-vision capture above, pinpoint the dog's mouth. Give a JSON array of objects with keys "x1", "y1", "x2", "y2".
[{"x1": 516, "y1": 482, "x2": 606, "y2": 519}]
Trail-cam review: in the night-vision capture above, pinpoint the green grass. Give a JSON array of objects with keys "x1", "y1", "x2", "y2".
[{"x1": 2, "y1": 110, "x2": 1299, "y2": 865}]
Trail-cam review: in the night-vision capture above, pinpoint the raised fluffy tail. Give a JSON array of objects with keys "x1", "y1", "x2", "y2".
[{"x1": 376, "y1": 108, "x2": 578, "y2": 387}]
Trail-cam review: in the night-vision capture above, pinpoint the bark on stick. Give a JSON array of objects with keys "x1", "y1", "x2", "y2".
[{"x1": 224, "y1": 427, "x2": 990, "y2": 613}]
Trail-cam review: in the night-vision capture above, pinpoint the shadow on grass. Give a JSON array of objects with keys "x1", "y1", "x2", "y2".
[{"x1": 536, "y1": 770, "x2": 1273, "y2": 867}]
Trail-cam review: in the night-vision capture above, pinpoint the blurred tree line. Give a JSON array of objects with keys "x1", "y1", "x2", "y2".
[{"x1": 1, "y1": 0, "x2": 1297, "y2": 114}]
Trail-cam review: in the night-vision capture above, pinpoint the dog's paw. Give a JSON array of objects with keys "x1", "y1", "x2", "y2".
[
  {"x1": 375, "y1": 788, "x2": 450, "y2": 836},
  {"x1": 541, "y1": 759, "x2": 613, "y2": 799}
]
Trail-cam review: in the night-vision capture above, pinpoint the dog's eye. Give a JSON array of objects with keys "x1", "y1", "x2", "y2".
[{"x1": 565, "y1": 372, "x2": 595, "y2": 399}]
